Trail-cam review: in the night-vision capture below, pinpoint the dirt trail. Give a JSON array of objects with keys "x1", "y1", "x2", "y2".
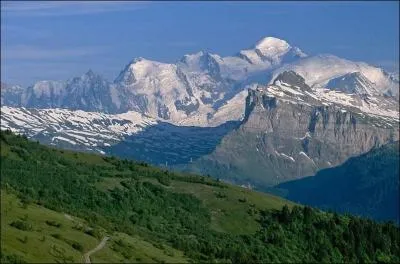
[
  {"x1": 82, "y1": 236, "x2": 110, "y2": 264},
  {"x1": 64, "y1": 214, "x2": 73, "y2": 221}
]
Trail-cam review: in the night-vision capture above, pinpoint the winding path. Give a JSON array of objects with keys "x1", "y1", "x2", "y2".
[{"x1": 82, "y1": 236, "x2": 110, "y2": 264}]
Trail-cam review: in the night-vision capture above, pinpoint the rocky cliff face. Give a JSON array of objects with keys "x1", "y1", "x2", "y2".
[
  {"x1": 183, "y1": 71, "x2": 399, "y2": 188},
  {"x1": 1, "y1": 71, "x2": 115, "y2": 113},
  {"x1": 1, "y1": 83, "x2": 24, "y2": 106}
]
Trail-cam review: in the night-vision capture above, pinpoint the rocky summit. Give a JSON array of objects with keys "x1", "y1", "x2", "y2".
[{"x1": 182, "y1": 71, "x2": 399, "y2": 188}]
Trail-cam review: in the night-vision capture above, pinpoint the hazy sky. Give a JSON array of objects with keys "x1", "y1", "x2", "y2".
[{"x1": 1, "y1": 1, "x2": 399, "y2": 87}]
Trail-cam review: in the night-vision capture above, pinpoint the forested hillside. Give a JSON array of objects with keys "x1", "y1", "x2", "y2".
[
  {"x1": 1, "y1": 130, "x2": 399, "y2": 263},
  {"x1": 277, "y1": 141, "x2": 400, "y2": 223}
]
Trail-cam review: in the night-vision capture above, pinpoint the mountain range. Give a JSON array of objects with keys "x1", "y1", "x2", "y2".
[
  {"x1": 1, "y1": 37, "x2": 398, "y2": 124},
  {"x1": 2, "y1": 37, "x2": 309, "y2": 126},
  {"x1": 1, "y1": 36, "x2": 399, "y2": 190}
]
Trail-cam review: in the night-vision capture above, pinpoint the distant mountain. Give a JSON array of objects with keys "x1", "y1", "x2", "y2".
[
  {"x1": 1, "y1": 37, "x2": 398, "y2": 126},
  {"x1": 1, "y1": 71, "x2": 114, "y2": 112},
  {"x1": 0, "y1": 82, "x2": 24, "y2": 106},
  {"x1": 271, "y1": 54, "x2": 399, "y2": 97},
  {"x1": 326, "y1": 72, "x2": 378, "y2": 95},
  {"x1": 180, "y1": 71, "x2": 399, "y2": 187},
  {"x1": 1, "y1": 37, "x2": 308, "y2": 126},
  {"x1": 276, "y1": 141, "x2": 400, "y2": 223}
]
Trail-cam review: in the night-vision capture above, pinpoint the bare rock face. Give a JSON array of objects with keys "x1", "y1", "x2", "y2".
[
  {"x1": 1, "y1": 83, "x2": 24, "y2": 106},
  {"x1": 1, "y1": 71, "x2": 116, "y2": 113},
  {"x1": 184, "y1": 71, "x2": 399, "y2": 188}
]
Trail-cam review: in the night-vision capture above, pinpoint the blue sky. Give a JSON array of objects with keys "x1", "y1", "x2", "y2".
[{"x1": 1, "y1": 1, "x2": 399, "y2": 87}]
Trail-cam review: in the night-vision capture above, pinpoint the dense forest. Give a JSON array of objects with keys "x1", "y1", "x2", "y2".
[{"x1": 1, "y1": 130, "x2": 399, "y2": 263}]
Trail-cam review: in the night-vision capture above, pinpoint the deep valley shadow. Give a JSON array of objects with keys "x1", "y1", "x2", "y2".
[
  {"x1": 104, "y1": 120, "x2": 241, "y2": 167},
  {"x1": 275, "y1": 141, "x2": 400, "y2": 223}
]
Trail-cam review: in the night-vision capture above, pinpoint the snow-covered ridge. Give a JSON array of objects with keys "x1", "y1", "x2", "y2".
[
  {"x1": 250, "y1": 71, "x2": 399, "y2": 124},
  {"x1": 270, "y1": 55, "x2": 399, "y2": 96},
  {"x1": 0, "y1": 106, "x2": 157, "y2": 152},
  {"x1": 326, "y1": 72, "x2": 378, "y2": 95},
  {"x1": 315, "y1": 89, "x2": 399, "y2": 122}
]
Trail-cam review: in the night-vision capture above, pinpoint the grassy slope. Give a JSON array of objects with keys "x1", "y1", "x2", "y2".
[
  {"x1": 1, "y1": 191, "x2": 188, "y2": 263},
  {"x1": 1, "y1": 132, "x2": 292, "y2": 262},
  {"x1": 2, "y1": 190, "x2": 97, "y2": 263},
  {"x1": 137, "y1": 177, "x2": 293, "y2": 234}
]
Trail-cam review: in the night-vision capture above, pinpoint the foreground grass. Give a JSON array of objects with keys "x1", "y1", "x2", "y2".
[
  {"x1": 1, "y1": 191, "x2": 187, "y2": 263},
  {"x1": 1, "y1": 190, "x2": 97, "y2": 263}
]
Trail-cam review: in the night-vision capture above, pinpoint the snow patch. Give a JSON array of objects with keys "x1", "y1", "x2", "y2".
[
  {"x1": 52, "y1": 136, "x2": 77, "y2": 145},
  {"x1": 275, "y1": 150, "x2": 295, "y2": 162}
]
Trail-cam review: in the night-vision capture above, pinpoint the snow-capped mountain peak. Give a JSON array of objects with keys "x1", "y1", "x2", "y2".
[
  {"x1": 70, "y1": 69, "x2": 108, "y2": 89},
  {"x1": 254, "y1": 36, "x2": 291, "y2": 57},
  {"x1": 239, "y1": 36, "x2": 307, "y2": 66},
  {"x1": 82, "y1": 69, "x2": 97, "y2": 79},
  {"x1": 73, "y1": 70, "x2": 106, "y2": 87},
  {"x1": 114, "y1": 57, "x2": 171, "y2": 85}
]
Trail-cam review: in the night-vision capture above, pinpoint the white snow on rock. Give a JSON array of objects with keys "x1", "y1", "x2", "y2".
[
  {"x1": 52, "y1": 136, "x2": 77, "y2": 145},
  {"x1": 271, "y1": 54, "x2": 399, "y2": 96},
  {"x1": 258, "y1": 74, "x2": 399, "y2": 123},
  {"x1": 299, "y1": 151, "x2": 316, "y2": 166},
  {"x1": 0, "y1": 106, "x2": 157, "y2": 151},
  {"x1": 275, "y1": 150, "x2": 296, "y2": 162}
]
